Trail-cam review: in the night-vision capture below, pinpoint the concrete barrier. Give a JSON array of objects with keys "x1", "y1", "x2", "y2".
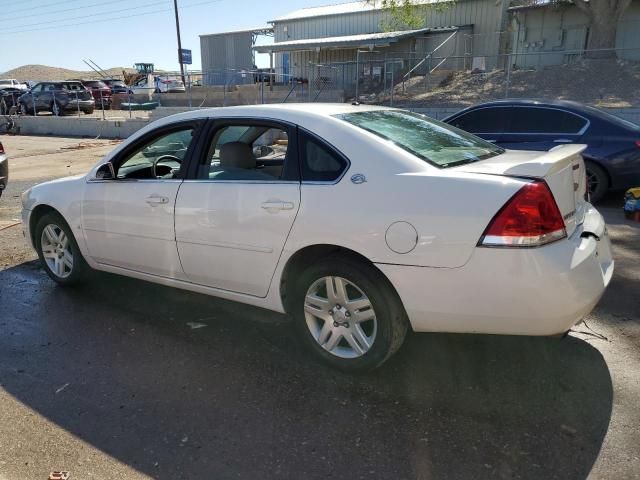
[
  {"x1": 15, "y1": 116, "x2": 151, "y2": 139},
  {"x1": 13, "y1": 104, "x2": 640, "y2": 140}
]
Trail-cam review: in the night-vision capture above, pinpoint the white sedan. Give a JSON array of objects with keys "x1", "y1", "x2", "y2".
[{"x1": 21, "y1": 104, "x2": 614, "y2": 370}]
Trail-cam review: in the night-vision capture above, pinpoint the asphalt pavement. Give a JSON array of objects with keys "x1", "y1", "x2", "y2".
[{"x1": 0, "y1": 136, "x2": 638, "y2": 480}]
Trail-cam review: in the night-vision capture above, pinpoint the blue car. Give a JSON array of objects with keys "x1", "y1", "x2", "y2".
[{"x1": 443, "y1": 99, "x2": 640, "y2": 202}]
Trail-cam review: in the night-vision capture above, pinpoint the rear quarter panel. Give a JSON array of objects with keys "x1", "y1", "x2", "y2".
[{"x1": 282, "y1": 119, "x2": 526, "y2": 268}]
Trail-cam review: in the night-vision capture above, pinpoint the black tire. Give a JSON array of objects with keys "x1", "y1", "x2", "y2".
[
  {"x1": 21, "y1": 102, "x2": 33, "y2": 115},
  {"x1": 34, "y1": 212, "x2": 89, "y2": 286},
  {"x1": 84, "y1": 108, "x2": 94, "y2": 115},
  {"x1": 291, "y1": 255, "x2": 408, "y2": 371},
  {"x1": 585, "y1": 161, "x2": 608, "y2": 203},
  {"x1": 51, "y1": 102, "x2": 63, "y2": 116}
]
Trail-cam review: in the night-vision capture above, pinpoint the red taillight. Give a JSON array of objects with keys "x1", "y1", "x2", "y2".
[
  {"x1": 0, "y1": 142, "x2": 4, "y2": 154},
  {"x1": 479, "y1": 180, "x2": 567, "y2": 248},
  {"x1": 634, "y1": 140, "x2": 640, "y2": 148}
]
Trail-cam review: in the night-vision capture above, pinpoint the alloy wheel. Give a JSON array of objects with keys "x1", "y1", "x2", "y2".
[
  {"x1": 304, "y1": 276, "x2": 377, "y2": 359},
  {"x1": 40, "y1": 224, "x2": 73, "y2": 279}
]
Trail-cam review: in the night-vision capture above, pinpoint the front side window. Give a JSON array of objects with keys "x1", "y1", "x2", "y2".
[
  {"x1": 337, "y1": 110, "x2": 504, "y2": 168},
  {"x1": 449, "y1": 107, "x2": 506, "y2": 134},
  {"x1": 117, "y1": 127, "x2": 195, "y2": 180},
  {"x1": 199, "y1": 124, "x2": 291, "y2": 181}
]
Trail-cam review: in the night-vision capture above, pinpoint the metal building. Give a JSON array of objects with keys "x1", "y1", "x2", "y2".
[
  {"x1": 200, "y1": 27, "x2": 273, "y2": 85},
  {"x1": 254, "y1": 0, "x2": 510, "y2": 94},
  {"x1": 508, "y1": 0, "x2": 640, "y2": 68}
]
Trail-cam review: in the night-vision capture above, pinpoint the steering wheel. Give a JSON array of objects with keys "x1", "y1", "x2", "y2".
[{"x1": 152, "y1": 154, "x2": 182, "y2": 178}]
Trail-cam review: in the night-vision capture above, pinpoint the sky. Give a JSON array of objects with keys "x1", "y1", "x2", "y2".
[{"x1": 0, "y1": 0, "x2": 330, "y2": 74}]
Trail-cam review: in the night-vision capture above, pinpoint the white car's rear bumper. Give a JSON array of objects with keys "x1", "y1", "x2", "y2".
[{"x1": 377, "y1": 205, "x2": 614, "y2": 336}]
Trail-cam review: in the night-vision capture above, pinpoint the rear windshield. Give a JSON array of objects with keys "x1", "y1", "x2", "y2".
[
  {"x1": 84, "y1": 81, "x2": 107, "y2": 88},
  {"x1": 336, "y1": 110, "x2": 504, "y2": 168},
  {"x1": 580, "y1": 104, "x2": 640, "y2": 132}
]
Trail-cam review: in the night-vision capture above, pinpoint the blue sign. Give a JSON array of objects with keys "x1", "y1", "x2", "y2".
[{"x1": 180, "y1": 48, "x2": 192, "y2": 65}]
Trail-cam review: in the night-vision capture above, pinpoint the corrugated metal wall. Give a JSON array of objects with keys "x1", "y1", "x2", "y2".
[
  {"x1": 510, "y1": 0, "x2": 640, "y2": 68},
  {"x1": 200, "y1": 31, "x2": 255, "y2": 85},
  {"x1": 272, "y1": 0, "x2": 509, "y2": 77}
]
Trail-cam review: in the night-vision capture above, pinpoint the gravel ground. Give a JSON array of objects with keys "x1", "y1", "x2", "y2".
[{"x1": 0, "y1": 135, "x2": 638, "y2": 480}]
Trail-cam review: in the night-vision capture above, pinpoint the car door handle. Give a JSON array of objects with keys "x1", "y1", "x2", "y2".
[
  {"x1": 485, "y1": 139, "x2": 497, "y2": 143},
  {"x1": 554, "y1": 139, "x2": 572, "y2": 143},
  {"x1": 145, "y1": 195, "x2": 169, "y2": 205},
  {"x1": 261, "y1": 200, "x2": 295, "y2": 212}
]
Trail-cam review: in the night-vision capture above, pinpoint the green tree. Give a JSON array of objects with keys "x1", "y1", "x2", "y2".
[
  {"x1": 364, "y1": 0, "x2": 426, "y2": 30},
  {"x1": 571, "y1": 0, "x2": 632, "y2": 57}
]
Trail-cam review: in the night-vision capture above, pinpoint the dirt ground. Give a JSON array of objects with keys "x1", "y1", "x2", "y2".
[
  {"x1": 390, "y1": 59, "x2": 640, "y2": 108},
  {"x1": 0, "y1": 135, "x2": 639, "y2": 480}
]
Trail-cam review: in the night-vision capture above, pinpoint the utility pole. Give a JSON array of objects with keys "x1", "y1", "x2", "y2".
[{"x1": 173, "y1": 0, "x2": 186, "y2": 86}]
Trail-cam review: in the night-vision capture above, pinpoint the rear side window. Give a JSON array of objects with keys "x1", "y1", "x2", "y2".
[
  {"x1": 504, "y1": 107, "x2": 587, "y2": 134},
  {"x1": 299, "y1": 131, "x2": 348, "y2": 182},
  {"x1": 449, "y1": 108, "x2": 506, "y2": 134}
]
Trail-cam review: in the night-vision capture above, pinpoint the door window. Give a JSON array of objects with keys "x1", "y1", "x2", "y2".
[
  {"x1": 299, "y1": 131, "x2": 348, "y2": 182},
  {"x1": 31, "y1": 84, "x2": 43, "y2": 93},
  {"x1": 449, "y1": 107, "x2": 506, "y2": 134},
  {"x1": 116, "y1": 127, "x2": 195, "y2": 180},
  {"x1": 199, "y1": 123, "x2": 293, "y2": 181},
  {"x1": 504, "y1": 107, "x2": 587, "y2": 134}
]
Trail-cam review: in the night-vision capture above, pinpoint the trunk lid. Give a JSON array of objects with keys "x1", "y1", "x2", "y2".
[{"x1": 456, "y1": 144, "x2": 588, "y2": 237}]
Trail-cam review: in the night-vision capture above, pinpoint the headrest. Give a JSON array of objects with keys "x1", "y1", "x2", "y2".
[{"x1": 219, "y1": 142, "x2": 255, "y2": 170}]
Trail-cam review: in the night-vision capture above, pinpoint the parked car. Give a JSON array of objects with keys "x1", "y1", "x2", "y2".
[
  {"x1": 75, "y1": 80, "x2": 112, "y2": 109},
  {"x1": 19, "y1": 81, "x2": 95, "y2": 116},
  {"x1": 154, "y1": 76, "x2": 185, "y2": 93},
  {"x1": 102, "y1": 78, "x2": 129, "y2": 94},
  {"x1": 0, "y1": 141, "x2": 7, "y2": 199},
  {"x1": 0, "y1": 79, "x2": 28, "y2": 91},
  {"x1": 443, "y1": 99, "x2": 640, "y2": 202},
  {"x1": 0, "y1": 87, "x2": 23, "y2": 114},
  {"x1": 21, "y1": 104, "x2": 613, "y2": 370}
]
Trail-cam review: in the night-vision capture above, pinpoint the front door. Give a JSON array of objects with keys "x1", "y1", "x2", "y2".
[
  {"x1": 175, "y1": 120, "x2": 300, "y2": 297},
  {"x1": 81, "y1": 123, "x2": 199, "y2": 279}
]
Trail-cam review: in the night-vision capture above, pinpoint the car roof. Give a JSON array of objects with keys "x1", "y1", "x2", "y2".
[
  {"x1": 154, "y1": 103, "x2": 394, "y2": 126},
  {"x1": 449, "y1": 99, "x2": 640, "y2": 131},
  {"x1": 460, "y1": 98, "x2": 619, "y2": 116}
]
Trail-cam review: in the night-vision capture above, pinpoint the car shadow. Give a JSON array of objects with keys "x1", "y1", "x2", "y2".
[{"x1": 0, "y1": 261, "x2": 612, "y2": 480}]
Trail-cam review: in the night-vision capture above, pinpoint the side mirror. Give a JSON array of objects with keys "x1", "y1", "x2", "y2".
[{"x1": 95, "y1": 162, "x2": 116, "y2": 180}]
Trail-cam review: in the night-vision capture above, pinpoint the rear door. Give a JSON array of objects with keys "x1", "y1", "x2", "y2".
[
  {"x1": 174, "y1": 118, "x2": 300, "y2": 297},
  {"x1": 500, "y1": 106, "x2": 589, "y2": 151},
  {"x1": 446, "y1": 106, "x2": 507, "y2": 144}
]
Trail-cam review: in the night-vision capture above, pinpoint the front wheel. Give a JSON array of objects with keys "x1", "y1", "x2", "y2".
[
  {"x1": 291, "y1": 256, "x2": 408, "y2": 371},
  {"x1": 35, "y1": 212, "x2": 89, "y2": 285}
]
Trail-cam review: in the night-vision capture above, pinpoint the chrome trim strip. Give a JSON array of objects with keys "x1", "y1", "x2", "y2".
[{"x1": 175, "y1": 237, "x2": 273, "y2": 253}]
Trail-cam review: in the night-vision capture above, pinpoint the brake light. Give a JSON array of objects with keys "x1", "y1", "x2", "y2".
[
  {"x1": 635, "y1": 140, "x2": 640, "y2": 148},
  {"x1": 479, "y1": 180, "x2": 566, "y2": 247},
  {"x1": 0, "y1": 142, "x2": 4, "y2": 154}
]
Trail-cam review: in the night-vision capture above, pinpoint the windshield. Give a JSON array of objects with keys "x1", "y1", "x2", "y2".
[{"x1": 336, "y1": 110, "x2": 504, "y2": 168}]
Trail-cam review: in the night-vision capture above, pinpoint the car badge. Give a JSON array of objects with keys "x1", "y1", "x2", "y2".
[{"x1": 351, "y1": 174, "x2": 367, "y2": 184}]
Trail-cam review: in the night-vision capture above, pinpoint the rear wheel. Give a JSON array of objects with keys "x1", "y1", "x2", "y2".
[
  {"x1": 291, "y1": 256, "x2": 408, "y2": 371},
  {"x1": 585, "y1": 161, "x2": 608, "y2": 203},
  {"x1": 35, "y1": 212, "x2": 89, "y2": 286}
]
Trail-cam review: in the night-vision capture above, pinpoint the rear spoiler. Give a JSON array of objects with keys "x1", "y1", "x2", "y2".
[{"x1": 501, "y1": 144, "x2": 587, "y2": 179}]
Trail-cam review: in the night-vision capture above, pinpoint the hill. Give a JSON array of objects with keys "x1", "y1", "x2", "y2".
[{"x1": 0, "y1": 64, "x2": 137, "y2": 81}]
